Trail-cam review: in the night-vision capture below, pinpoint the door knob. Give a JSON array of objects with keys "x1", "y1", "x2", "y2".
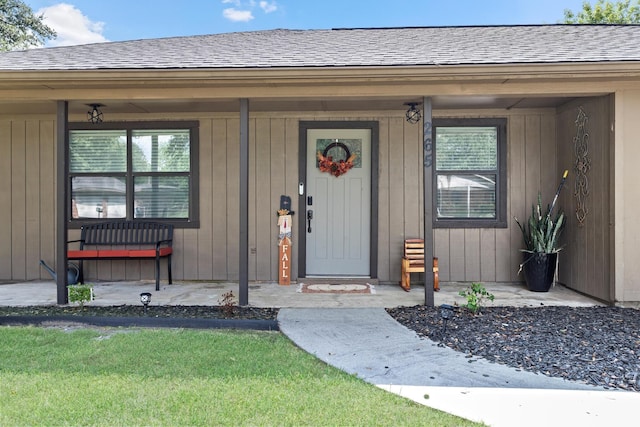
[{"x1": 307, "y1": 210, "x2": 313, "y2": 233}]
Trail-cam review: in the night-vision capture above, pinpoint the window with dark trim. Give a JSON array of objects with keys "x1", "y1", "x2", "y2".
[
  {"x1": 433, "y1": 118, "x2": 507, "y2": 228},
  {"x1": 68, "y1": 121, "x2": 199, "y2": 228}
]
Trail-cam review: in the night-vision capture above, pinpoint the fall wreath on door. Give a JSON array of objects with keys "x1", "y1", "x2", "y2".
[{"x1": 316, "y1": 142, "x2": 357, "y2": 177}]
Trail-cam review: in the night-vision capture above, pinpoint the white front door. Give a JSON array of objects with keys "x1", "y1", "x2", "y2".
[{"x1": 305, "y1": 128, "x2": 371, "y2": 276}]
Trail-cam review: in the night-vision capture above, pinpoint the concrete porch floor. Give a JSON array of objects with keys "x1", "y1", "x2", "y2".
[{"x1": 0, "y1": 280, "x2": 603, "y2": 308}]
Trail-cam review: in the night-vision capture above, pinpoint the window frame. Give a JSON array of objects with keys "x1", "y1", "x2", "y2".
[
  {"x1": 432, "y1": 118, "x2": 507, "y2": 229},
  {"x1": 68, "y1": 120, "x2": 200, "y2": 228}
]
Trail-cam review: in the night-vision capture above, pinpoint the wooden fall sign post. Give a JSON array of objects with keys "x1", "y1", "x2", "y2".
[{"x1": 277, "y1": 209, "x2": 292, "y2": 285}]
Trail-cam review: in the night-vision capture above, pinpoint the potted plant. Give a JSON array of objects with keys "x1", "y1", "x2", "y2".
[{"x1": 515, "y1": 171, "x2": 568, "y2": 292}]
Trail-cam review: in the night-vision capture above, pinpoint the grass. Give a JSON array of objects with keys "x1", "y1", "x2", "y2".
[{"x1": 0, "y1": 327, "x2": 480, "y2": 426}]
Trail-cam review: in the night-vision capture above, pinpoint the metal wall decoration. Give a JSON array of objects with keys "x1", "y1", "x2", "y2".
[{"x1": 573, "y1": 106, "x2": 590, "y2": 225}]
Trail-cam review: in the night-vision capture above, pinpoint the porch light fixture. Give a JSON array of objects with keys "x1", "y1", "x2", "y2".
[
  {"x1": 87, "y1": 103, "x2": 104, "y2": 123},
  {"x1": 140, "y1": 292, "x2": 152, "y2": 314},
  {"x1": 404, "y1": 102, "x2": 422, "y2": 124}
]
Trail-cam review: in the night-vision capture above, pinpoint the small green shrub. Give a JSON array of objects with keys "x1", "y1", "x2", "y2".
[
  {"x1": 458, "y1": 282, "x2": 494, "y2": 314},
  {"x1": 67, "y1": 284, "x2": 94, "y2": 308}
]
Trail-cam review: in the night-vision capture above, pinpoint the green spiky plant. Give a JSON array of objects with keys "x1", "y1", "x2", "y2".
[
  {"x1": 514, "y1": 171, "x2": 568, "y2": 273},
  {"x1": 515, "y1": 193, "x2": 566, "y2": 253}
]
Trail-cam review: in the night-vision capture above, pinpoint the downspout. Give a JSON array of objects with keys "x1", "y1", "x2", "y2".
[
  {"x1": 56, "y1": 101, "x2": 69, "y2": 304},
  {"x1": 423, "y1": 96, "x2": 435, "y2": 307},
  {"x1": 239, "y1": 98, "x2": 249, "y2": 306}
]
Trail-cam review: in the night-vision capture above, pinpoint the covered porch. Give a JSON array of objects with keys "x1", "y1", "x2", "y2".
[{"x1": 2, "y1": 90, "x2": 616, "y2": 304}]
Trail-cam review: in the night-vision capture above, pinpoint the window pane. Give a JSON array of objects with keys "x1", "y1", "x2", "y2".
[
  {"x1": 71, "y1": 176, "x2": 127, "y2": 219},
  {"x1": 134, "y1": 176, "x2": 189, "y2": 219},
  {"x1": 132, "y1": 130, "x2": 190, "y2": 172},
  {"x1": 436, "y1": 174, "x2": 496, "y2": 219},
  {"x1": 435, "y1": 127, "x2": 497, "y2": 171},
  {"x1": 69, "y1": 130, "x2": 127, "y2": 173}
]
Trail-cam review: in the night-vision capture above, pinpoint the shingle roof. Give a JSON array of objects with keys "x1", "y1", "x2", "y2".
[{"x1": 1, "y1": 25, "x2": 639, "y2": 71}]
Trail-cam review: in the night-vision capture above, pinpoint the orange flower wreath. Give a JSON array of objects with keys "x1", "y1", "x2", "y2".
[{"x1": 316, "y1": 142, "x2": 357, "y2": 177}]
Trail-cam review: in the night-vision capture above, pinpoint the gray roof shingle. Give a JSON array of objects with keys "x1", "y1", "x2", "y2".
[{"x1": 1, "y1": 25, "x2": 639, "y2": 71}]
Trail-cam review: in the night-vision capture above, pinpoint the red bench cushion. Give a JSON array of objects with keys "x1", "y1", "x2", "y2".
[
  {"x1": 98, "y1": 250, "x2": 130, "y2": 258},
  {"x1": 68, "y1": 250, "x2": 99, "y2": 258},
  {"x1": 128, "y1": 248, "x2": 173, "y2": 258},
  {"x1": 68, "y1": 248, "x2": 172, "y2": 259}
]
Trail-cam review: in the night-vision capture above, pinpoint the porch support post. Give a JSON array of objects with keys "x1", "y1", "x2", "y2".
[
  {"x1": 239, "y1": 98, "x2": 249, "y2": 306},
  {"x1": 55, "y1": 101, "x2": 69, "y2": 305},
  {"x1": 422, "y1": 96, "x2": 435, "y2": 307}
]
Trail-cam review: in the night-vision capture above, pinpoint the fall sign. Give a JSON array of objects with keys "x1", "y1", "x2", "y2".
[{"x1": 279, "y1": 237, "x2": 291, "y2": 285}]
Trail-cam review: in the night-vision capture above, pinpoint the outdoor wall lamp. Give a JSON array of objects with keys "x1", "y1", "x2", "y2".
[
  {"x1": 140, "y1": 292, "x2": 152, "y2": 314},
  {"x1": 404, "y1": 102, "x2": 422, "y2": 124},
  {"x1": 87, "y1": 103, "x2": 104, "y2": 123}
]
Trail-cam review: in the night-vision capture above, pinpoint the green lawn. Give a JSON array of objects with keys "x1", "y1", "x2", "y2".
[{"x1": 0, "y1": 326, "x2": 480, "y2": 426}]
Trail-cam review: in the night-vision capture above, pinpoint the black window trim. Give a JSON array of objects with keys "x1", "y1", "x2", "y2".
[
  {"x1": 68, "y1": 120, "x2": 200, "y2": 229},
  {"x1": 432, "y1": 117, "x2": 507, "y2": 229}
]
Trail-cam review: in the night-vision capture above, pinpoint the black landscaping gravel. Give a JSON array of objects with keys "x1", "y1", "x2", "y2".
[{"x1": 387, "y1": 305, "x2": 640, "y2": 392}]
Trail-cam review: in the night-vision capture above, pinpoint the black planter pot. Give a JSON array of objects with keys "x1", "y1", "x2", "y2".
[{"x1": 522, "y1": 252, "x2": 558, "y2": 292}]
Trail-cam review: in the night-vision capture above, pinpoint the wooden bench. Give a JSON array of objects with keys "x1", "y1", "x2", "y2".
[
  {"x1": 67, "y1": 221, "x2": 173, "y2": 291},
  {"x1": 400, "y1": 238, "x2": 439, "y2": 292}
]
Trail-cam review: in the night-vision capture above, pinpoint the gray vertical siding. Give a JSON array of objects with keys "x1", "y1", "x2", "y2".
[
  {"x1": 556, "y1": 96, "x2": 613, "y2": 303},
  {"x1": 1, "y1": 109, "x2": 566, "y2": 288},
  {"x1": 0, "y1": 120, "x2": 56, "y2": 281},
  {"x1": 431, "y1": 111, "x2": 557, "y2": 284}
]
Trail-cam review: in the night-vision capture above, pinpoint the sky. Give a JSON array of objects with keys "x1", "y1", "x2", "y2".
[{"x1": 23, "y1": 0, "x2": 588, "y2": 47}]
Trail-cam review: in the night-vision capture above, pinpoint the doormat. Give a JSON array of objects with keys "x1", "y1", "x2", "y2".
[{"x1": 297, "y1": 283, "x2": 375, "y2": 294}]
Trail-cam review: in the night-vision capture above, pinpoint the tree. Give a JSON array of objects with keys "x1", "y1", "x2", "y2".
[
  {"x1": 0, "y1": 0, "x2": 56, "y2": 51},
  {"x1": 564, "y1": 0, "x2": 640, "y2": 23}
]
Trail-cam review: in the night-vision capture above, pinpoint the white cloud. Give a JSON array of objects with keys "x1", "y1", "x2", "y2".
[
  {"x1": 260, "y1": 1, "x2": 277, "y2": 13},
  {"x1": 38, "y1": 3, "x2": 108, "y2": 47},
  {"x1": 223, "y1": 8, "x2": 254, "y2": 22},
  {"x1": 221, "y1": 0, "x2": 276, "y2": 22}
]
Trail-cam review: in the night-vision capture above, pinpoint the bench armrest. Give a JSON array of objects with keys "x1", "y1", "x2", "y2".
[{"x1": 155, "y1": 239, "x2": 173, "y2": 249}]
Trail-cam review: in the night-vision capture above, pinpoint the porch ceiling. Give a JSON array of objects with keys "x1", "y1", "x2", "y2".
[{"x1": 0, "y1": 95, "x2": 581, "y2": 116}]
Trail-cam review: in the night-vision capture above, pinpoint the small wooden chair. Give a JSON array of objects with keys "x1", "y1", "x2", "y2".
[{"x1": 400, "y1": 238, "x2": 439, "y2": 292}]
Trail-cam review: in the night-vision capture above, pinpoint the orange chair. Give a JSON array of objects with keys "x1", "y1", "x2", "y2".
[{"x1": 400, "y1": 238, "x2": 439, "y2": 292}]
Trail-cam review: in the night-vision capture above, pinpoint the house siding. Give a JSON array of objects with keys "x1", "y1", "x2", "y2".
[
  {"x1": 0, "y1": 119, "x2": 56, "y2": 281},
  {"x1": 1, "y1": 109, "x2": 560, "y2": 286},
  {"x1": 556, "y1": 96, "x2": 614, "y2": 303},
  {"x1": 615, "y1": 90, "x2": 640, "y2": 303},
  {"x1": 434, "y1": 110, "x2": 557, "y2": 284}
]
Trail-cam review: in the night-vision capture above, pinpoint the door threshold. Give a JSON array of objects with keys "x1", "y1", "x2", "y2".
[{"x1": 300, "y1": 277, "x2": 379, "y2": 285}]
